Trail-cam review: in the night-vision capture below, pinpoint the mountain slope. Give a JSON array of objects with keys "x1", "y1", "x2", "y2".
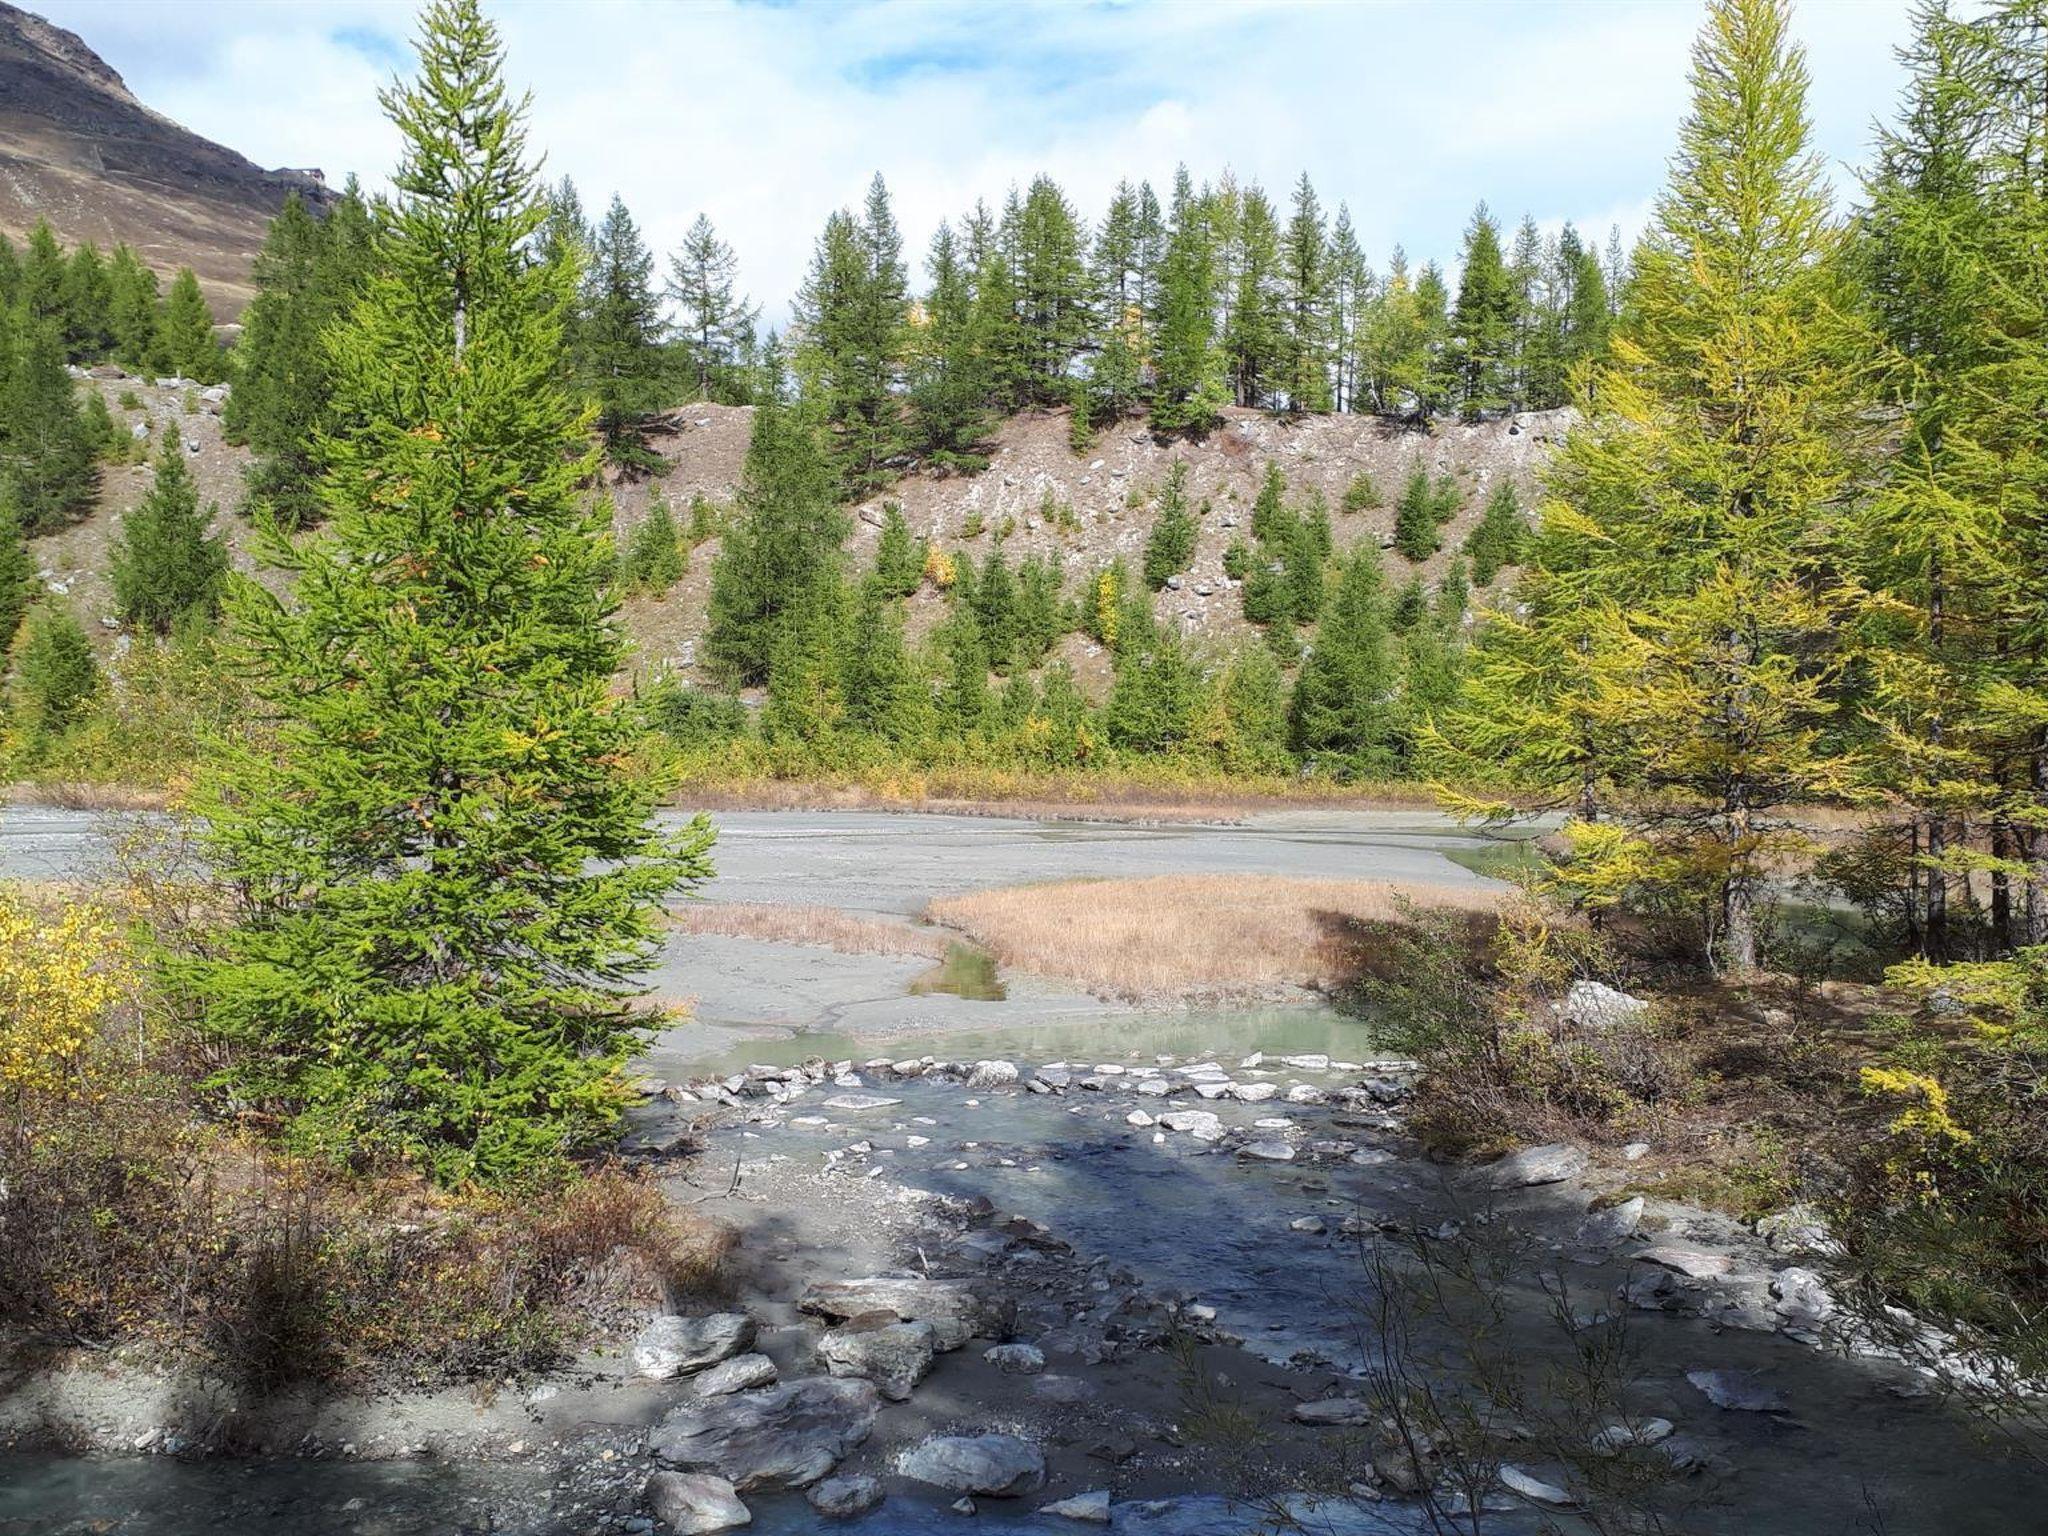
[{"x1": 0, "y1": 2, "x2": 330, "y2": 313}]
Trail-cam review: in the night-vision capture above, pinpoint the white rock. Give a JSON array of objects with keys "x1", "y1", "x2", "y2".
[
  {"x1": 643, "y1": 1470, "x2": 751, "y2": 1533},
  {"x1": 1561, "y1": 979, "x2": 1650, "y2": 1030},
  {"x1": 1499, "y1": 1464, "x2": 1574, "y2": 1507},
  {"x1": 1039, "y1": 1488, "x2": 1111, "y2": 1523}
]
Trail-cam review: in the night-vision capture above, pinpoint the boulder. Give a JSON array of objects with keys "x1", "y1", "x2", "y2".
[
  {"x1": 1158, "y1": 1109, "x2": 1225, "y2": 1141},
  {"x1": 1040, "y1": 1489, "x2": 1112, "y2": 1522},
  {"x1": 899, "y1": 1434, "x2": 1047, "y2": 1497},
  {"x1": 1230, "y1": 1082, "x2": 1278, "y2": 1102},
  {"x1": 984, "y1": 1342, "x2": 1046, "y2": 1374},
  {"x1": 642, "y1": 1470, "x2": 752, "y2": 1533},
  {"x1": 1473, "y1": 1143, "x2": 1587, "y2": 1189},
  {"x1": 818, "y1": 1317, "x2": 937, "y2": 1401},
  {"x1": 635, "y1": 1313, "x2": 758, "y2": 1380},
  {"x1": 967, "y1": 1060, "x2": 1019, "y2": 1088},
  {"x1": 1770, "y1": 1266, "x2": 1834, "y2": 1329},
  {"x1": 653, "y1": 1377, "x2": 879, "y2": 1490},
  {"x1": 1561, "y1": 979, "x2": 1650, "y2": 1030},
  {"x1": 1238, "y1": 1140, "x2": 1295, "y2": 1162},
  {"x1": 806, "y1": 1474, "x2": 885, "y2": 1519},
  {"x1": 799, "y1": 1276, "x2": 1007, "y2": 1351},
  {"x1": 696, "y1": 1354, "x2": 778, "y2": 1397},
  {"x1": 1292, "y1": 1396, "x2": 1372, "y2": 1426}
]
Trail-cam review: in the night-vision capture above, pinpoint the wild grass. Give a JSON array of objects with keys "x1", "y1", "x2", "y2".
[{"x1": 928, "y1": 873, "x2": 1503, "y2": 1002}]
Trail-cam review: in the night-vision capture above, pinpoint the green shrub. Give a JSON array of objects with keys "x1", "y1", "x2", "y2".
[{"x1": 618, "y1": 496, "x2": 686, "y2": 595}]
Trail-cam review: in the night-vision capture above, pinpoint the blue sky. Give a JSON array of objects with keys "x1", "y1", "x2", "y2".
[{"x1": 39, "y1": 0, "x2": 1917, "y2": 323}]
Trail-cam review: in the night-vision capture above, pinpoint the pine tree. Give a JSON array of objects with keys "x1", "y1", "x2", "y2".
[
  {"x1": 60, "y1": 242, "x2": 112, "y2": 362},
  {"x1": 1447, "y1": 0, "x2": 1872, "y2": 974},
  {"x1": 797, "y1": 176, "x2": 908, "y2": 494},
  {"x1": 1150, "y1": 167, "x2": 1224, "y2": 434},
  {"x1": 582, "y1": 194, "x2": 668, "y2": 472},
  {"x1": 228, "y1": 190, "x2": 339, "y2": 528},
  {"x1": 158, "y1": 268, "x2": 222, "y2": 383},
  {"x1": 872, "y1": 502, "x2": 926, "y2": 597},
  {"x1": 176, "y1": 0, "x2": 713, "y2": 1183},
  {"x1": 1464, "y1": 479, "x2": 1528, "y2": 585},
  {"x1": 8, "y1": 603, "x2": 98, "y2": 756},
  {"x1": 1290, "y1": 545, "x2": 1396, "y2": 775},
  {"x1": 1450, "y1": 204, "x2": 1517, "y2": 417},
  {"x1": 705, "y1": 395, "x2": 847, "y2": 686},
  {"x1": 1013, "y1": 176, "x2": 1090, "y2": 402},
  {"x1": 1393, "y1": 466, "x2": 1442, "y2": 562},
  {"x1": 618, "y1": 495, "x2": 685, "y2": 595},
  {"x1": 908, "y1": 221, "x2": 990, "y2": 467},
  {"x1": 1224, "y1": 185, "x2": 1283, "y2": 408},
  {"x1": 18, "y1": 222, "x2": 65, "y2": 330},
  {"x1": 106, "y1": 244, "x2": 161, "y2": 374},
  {"x1": 842, "y1": 576, "x2": 929, "y2": 745},
  {"x1": 0, "y1": 318, "x2": 97, "y2": 534},
  {"x1": 1143, "y1": 460, "x2": 1198, "y2": 589},
  {"x1": 667, "y1": 213, "x2": 757, "y2": 404},
  {"x1": 109, "y1": 439, "x2": 227, "y2": 632},
  {"x1": 1277, "y1": 173, "x2": 1332, "y2": 413},
  {"x1": 0, "y1": 488, "x2": 39, "y2": 662}
]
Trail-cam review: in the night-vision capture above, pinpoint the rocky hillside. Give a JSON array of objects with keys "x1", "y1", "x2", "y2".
[
  {"x1": 0, "y1": 3, "x2": 331, "y2": 313},
  {"x1": 34, "y1": 372, "x2": 1567, "y2": 694}
]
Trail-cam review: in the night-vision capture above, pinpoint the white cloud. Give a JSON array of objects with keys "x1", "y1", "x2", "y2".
[{"x1": 34, "y1": 0, "x2": 1916, "y2": 321}]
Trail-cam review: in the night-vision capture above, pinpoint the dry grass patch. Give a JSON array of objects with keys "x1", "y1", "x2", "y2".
[
  {"x1": 667, "y1": 901, "x2": 952, "y2": 961},
  {"x1": 929, "y1": 873, "x2": 1502, "y2": 1002}
]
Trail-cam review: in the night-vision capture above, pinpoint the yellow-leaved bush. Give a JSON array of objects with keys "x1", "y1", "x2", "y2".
[{"x1": 0, "y1": 894, "x2": 125, "y2": 1102}]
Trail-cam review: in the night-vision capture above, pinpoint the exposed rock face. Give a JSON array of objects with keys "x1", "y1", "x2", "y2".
[
  {"x1": 798, "y1": 1277, "x2": 1007, "y2": 1351},
  {"x1": 899, "y1": 1433, "x2": 1047, "y2": 1497},
  {"x1": 634, "y1": 1313, "x2": 758, "y2": 1380},
  {"x1": 817, "y1": 1316, "x2": 937, "y2": 1401},
  {"x1": 0, "y1": 2, "x2": 334, "y2": 310},
  {"x1": 642, "y1": 1470, "x2": 752, "y2": 1533},
  {"x1": 653, "y1": 1378, "x2": 879, "y2": 1490}
]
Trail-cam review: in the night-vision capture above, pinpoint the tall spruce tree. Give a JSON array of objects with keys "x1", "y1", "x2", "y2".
[
  {"x1": 0, "y1": 317, "x2": 97, "y2": 534},
  {"x1": 109, "y1": 439, "x2": 227, "y2": 633},
  {"x1": 1150, "y1": 167, "x2": 1225, "y2": 433},
  {"x1": 667, "y1": 213, "x2": 757, "y2": 405},
  {"x1": 582, "y1": 194, "x2": 668, "y2": 472},
  {"x1": 177, "y1": 0, "x2": 712, "y2": 1183},
  {"x1": 704, "y1": 394, "x2": 847, "y2": 686}
]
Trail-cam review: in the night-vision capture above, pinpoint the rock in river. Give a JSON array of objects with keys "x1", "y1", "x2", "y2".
[
  {"x1": 899, "y1": 1433, "x2": 1047, "y2": 1497},
  {"x1": 1040, "y1": 1489, "x2": 1112, "y2": 1523},
  {"x1": 1686, "y1": 1368, "x2": 1786, "y2": 1413},
  {"x1": 1158, "y1": 1109, "x2": 1225, "y2": 1141},
  {"x1": 654, "y1": 1377, "x2": 879, "y2": 1490},
  {"x1": 634, "y1": 1313, "x2": 758, "y2": 1380},
  {"x1": 806, "y1": 1474, "x2": 885, "y2": 1519},
  {"x1": 1472, "y1": 1143, "x2": 1587, "y2": 1189},
  {"x1": 967, "y1": 1060, "x2": 1020, "y2": 1088},
  {"x1": 1499, "y1": 1464, "x2": 1574, "y2": 1508},
  {"x1": 643, "y1": 1470, "x2": 752, "y2": 1533},
  {"x1": 818, "y1": 1317, "x2": 937, "y2": 1401},
  {"x1": 1292, "y1": 1396, "x2": 1372, "y2": 1426},
  {"x1": 1238, "y1": 1139, "x2": 1295, "y2": 1162},
  {"x1": 821, "y1": 1093, "x2": 900, "y2": 1111},
  {"x1": 799, "y1": 1276, "x2": 1007, "y2": 1351}
]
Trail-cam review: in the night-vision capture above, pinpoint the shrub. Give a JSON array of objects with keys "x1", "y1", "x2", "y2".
[
  {"x1": 619, "y1": 496, "x2": 686, "y2": 595},
  {"x1": 1341, "y1": 471, "x2": 1383, "y2": 513},
  {"x1": 645, "y1": 675, "x2": 750, "y2": 748}
]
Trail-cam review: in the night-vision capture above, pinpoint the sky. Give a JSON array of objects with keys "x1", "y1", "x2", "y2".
[{"x1": 38, "y1": 0, "x2": 1919, "y2": 324}]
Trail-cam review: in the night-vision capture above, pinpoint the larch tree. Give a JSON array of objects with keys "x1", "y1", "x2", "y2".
[
  {"x1": 581, "y1": 194, "x2": 669, "y2": 473},
  {"x1": 176, "y1": 0, "x2": 713, "y2": 1183},
  {"x1": 109, "y1": 439, "x2": 227, "y2": 633},
  {"x1": 667, "y1": 213, "x2": 757, "y2": 405}
]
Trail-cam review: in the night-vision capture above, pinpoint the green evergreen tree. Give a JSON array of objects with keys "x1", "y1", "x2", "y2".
[
  {"x1": 618, "y1": 495, "x2": 685, "y2": 595},
  {"x1": 0, "y1": 488, "x2": 40, "y2": 662},
  {"x1": 0, "y1": 318, "x2": 97, "y2": 533},
  {"x1": 106, "y1": 244, "x2": 161, "y2": 373},
  {"x1": 109, "y1": 439, "x2": 227, "y2": 632},
  {"x1": 1278, "y1": 172, "x2": 1332, "y2": 413},
  {"x1": 1013, "y1": 175, "x2": 1091, "y2": 403},
  {"x1": 705, "y1": 395, "x2": 847, "y2": 686},
  {"x1": 667, "y1": 213, "x2": 757, "y2": 404},
  {"x1": 972, "y1": 546, "x2": 1020, "y2": 673},
  {"x1": 842, "y1": 577, "x2": 929, "y2": 745},
  {"x1": 1151, "y1": 167, "x2": 1225, "y2": 434},
  {"x1": 1392, "y1": 466, "x2": 1442, "y2": 562},
  {"x1": 60, "y1": 242, "x2": 112, "y2": 362},
  {"x1": 18, "y1": 221, "x2": 65, "y2": 330},
  {"x1": 1464, "y1": 479, "x2": 1529, "y2": 585},
  {"x1": 582, "y1": 194, "x2": 668, "y2": 472},
  {"x1": 1290, "y1": 545, "x2": 1396, "y2": 774},
  {"x1": 1104, "y1": 616, "x2": 1204, "y2": 753},
  {"x1": 872, "y1": 502, "x2": 926, "y2": 597},
  {"x1": 797, "y1": 175, "x2": 908, "y2": 495},
  {"x1": 1143, "y1": 460, "x2": 1198, "y2": 589},
  {"x1": 1450, "y1": 204, "x2": 1517, "y2": 417},
  {"x1": 176, "y1": 0, "x2": 713, "y2": 1183},
  {"x1": 7, "y1": 603, "x2": 98, "y2": 757},
  {"x1": 158, "y1": 268, "x2": 222, "y2": 383}
]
